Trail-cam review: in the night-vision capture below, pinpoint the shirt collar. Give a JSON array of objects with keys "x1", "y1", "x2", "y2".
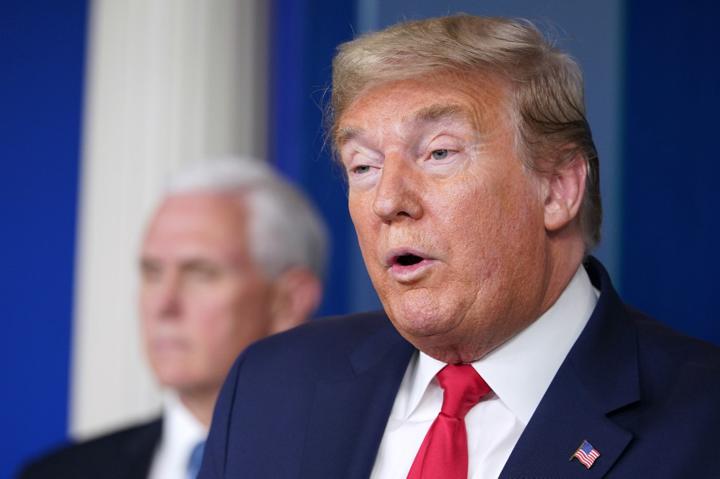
[
  {"x1": 161, "y1": 391, "x2": 208, "y2": 451},
  {"x1": 402, "y1": 265, "x2": 598, "y2": 425},
  {"x1": 398, "y1": 348, "x2": 445, "y2": 420}
]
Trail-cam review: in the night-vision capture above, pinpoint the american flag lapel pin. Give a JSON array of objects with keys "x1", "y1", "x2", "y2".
[{"x1": 570, "y1": 439, "x2": 600, "y2": 469}]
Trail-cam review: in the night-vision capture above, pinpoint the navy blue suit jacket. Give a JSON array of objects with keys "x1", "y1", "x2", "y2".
[
  {"x1": 18, "y1": 417, "x2": 161, "y2": 479},
  {"x1": 200, "y1": 258, "x2": 720, "y2": 478}
]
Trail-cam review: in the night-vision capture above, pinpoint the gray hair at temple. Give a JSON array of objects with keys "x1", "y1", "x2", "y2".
[
  {"x1": 165, "y1": 157, "x2": 329, "y2": 280},
  {"x1": 330, "y1": 14, "x2": 601, "y2": 249}
]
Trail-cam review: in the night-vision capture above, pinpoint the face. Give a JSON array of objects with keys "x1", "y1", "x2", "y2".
[
  {"x1": 338, "y1": 76, "x2": 554, "y2": 363},
  {"x1": 140, "y1": 192, "x2": 274, "y2": 398}
]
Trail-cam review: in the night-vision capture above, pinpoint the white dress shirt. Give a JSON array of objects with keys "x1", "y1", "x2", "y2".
[
  {"x1": 370, "y1": 265, "x2": 599, "y2": 479},
  {"x1": 148, "y1": 393, "x2": 208, "y2": 479}
]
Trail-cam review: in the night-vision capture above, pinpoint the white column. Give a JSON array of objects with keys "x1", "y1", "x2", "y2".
[{"x1": 71, "y1": 0, "x2": 267, "y2": 438}]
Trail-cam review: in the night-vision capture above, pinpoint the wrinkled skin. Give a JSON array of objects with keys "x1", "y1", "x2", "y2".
[{"x1": 338, "y1": 76, "x2": 584, "y2": 363}]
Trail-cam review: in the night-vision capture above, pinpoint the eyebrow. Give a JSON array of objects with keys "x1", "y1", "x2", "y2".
[
  {"x1": 412, "y1": 103, "x2": 470, "y2": 124},
  {"x1": 335, "y1": 103, "x2": 472, "y2": 148},
  {"x1": 334, "y1": 126, "x2": 361, "y2": 148}
]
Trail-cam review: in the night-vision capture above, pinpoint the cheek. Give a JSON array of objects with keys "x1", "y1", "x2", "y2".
[
  {"x1": 438, "y1": 173, "x2": 543, "y2": 264},
  {"x1": 348, "y1": 191, "x2": 369, "y2": 224},
  {"x1": 215, "y1": 283, "x2": 274, "y2": 341},
  {"x1": 432, "y1": 181, "x2": 491, "y2": 245},
  {"x1": 497, "y1": 176, "x2": 545, "y2": 239},
  {"x1": 139, "y1": 286, "x2": 161, "y2": 317},
  {"x1": 183, "y1": 288, "x2": 245, "y2": 342},
  {"x1": 348, "y1": 194, "x2": 378, "y2": 249},
  {"x1": 138, "y1": 289, "x2": 165, "y2": 337}
]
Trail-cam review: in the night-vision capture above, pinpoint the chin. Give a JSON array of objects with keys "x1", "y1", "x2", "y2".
[
  {"x1": 385, "y1": 294, "x2": 462, "y2": 339},
  {"x1": 382, "y1": 290, "x2": 503, "y2": 362},
  {"x1": 389, "y1": 316, "x2": 472, "y2": 363},
  {"x1": 153, "y1": 362, "x2": 198, "y2": 388},
  {"x1": 156, "y1": 372, "x2": 192, "y2": 390}
]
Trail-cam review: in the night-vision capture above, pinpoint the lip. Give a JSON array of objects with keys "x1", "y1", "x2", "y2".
[
  {"x1": 151, "y1": 337, "x2": 188, "y2": 353},
  {"x1": 384, "y1": 248, "x2": 437, "y2": 283}
]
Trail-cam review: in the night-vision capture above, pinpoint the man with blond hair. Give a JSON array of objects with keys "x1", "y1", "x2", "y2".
[{"x1": 201, "y1": 16, "x2": 720, "y2": 478}]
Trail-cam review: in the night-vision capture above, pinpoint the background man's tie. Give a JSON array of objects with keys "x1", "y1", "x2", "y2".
[
  {"x1": 407, "y1": 364, "x2": 491, "y2": 479},
  {"x1": 187, "y1": 440, "x2": 206, "y2": 479}
]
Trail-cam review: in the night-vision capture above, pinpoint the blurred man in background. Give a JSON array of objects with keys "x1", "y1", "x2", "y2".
[{"x1": 20, "y1": 157, "x2": 328, "y2": 478}]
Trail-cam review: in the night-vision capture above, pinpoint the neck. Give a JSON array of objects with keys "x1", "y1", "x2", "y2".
[
  {"x1": 540, "y1": 232, "x2": 586, "y2": 314},
  {"x1": 177, "y1": 389, "x2": 218, "y2": 428}
]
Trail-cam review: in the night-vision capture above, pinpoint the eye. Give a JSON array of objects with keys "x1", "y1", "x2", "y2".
[
  {"x1": 140, "y1": 260, "x2": 163, "y2": 283},
  {"x1": 430, "y1": 149, "x2": 449, "y2": 160},
  {"x1": 187, "y1": 265, "x2": 222, "y2": 282},
  {"x1": 350, "y1": 164, "x2": 371, "y2": 175}
]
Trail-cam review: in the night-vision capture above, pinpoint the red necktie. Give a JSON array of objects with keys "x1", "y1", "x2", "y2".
[{"x1": 407, "y1": 364, "x2": 491, "y2": 479}]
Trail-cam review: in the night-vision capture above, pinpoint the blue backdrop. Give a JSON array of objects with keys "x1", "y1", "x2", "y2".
[
  {"x1": 622, "y1": 0, "x2": 720, "y2": 345},
  {"x1": 269, "y1": 0, "x2": 366, "y2": 317},
  {"x1": 0, "y1": 0, "x2": 87, "y2": 477}
]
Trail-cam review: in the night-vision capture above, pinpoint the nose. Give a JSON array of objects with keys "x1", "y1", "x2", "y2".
[
  {"x1": 146, "y1": 272, "x2": 182, "y2": 319},
  {"x1": 372, "y1": 155, "x2": 423, "y2": 222}
]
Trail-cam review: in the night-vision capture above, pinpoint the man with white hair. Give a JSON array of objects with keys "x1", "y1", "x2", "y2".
[
  {"x1": 200, "y1": 15, "x2": 720, "y2": 478},
  {"x1": 21, "y1": 157, "x2": 328, "y2": 478}
]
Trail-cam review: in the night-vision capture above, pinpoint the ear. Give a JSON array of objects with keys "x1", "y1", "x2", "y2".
[
  {"x1": 268, "y1": 267, "x2": 323, "y2": 334},
  {"x1": 542, "y1": 154, "x2": 587, "y2": 232}
]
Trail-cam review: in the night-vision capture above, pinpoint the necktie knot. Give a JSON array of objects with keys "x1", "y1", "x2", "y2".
[
  {"x1": 407, "y1": 364, "x2": 491, "y2": 479},
  {"x1": 437, "y1": 364, "x2": 491, "y2": 419}
]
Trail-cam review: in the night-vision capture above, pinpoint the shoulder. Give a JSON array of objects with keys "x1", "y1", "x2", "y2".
[
  {"x1": 630, "y1": 307, "x2": 720, "y2": 389},
  {"x1": 239, "y1": 310, "x2": 396, "y2": 375},
  {"x1": 18, "y1": 418, "x2": 161, "y2": 479},
  {"x1": 608, "y1": 309, "x2": 720, "y2": 473},
  {"x1": 264, "y1": 310, "x2": 393, "y2": 348},
  {"x1": 586, "y1": 256, "x2": 720, "y2": 379},
  {"x1": 211, "y1": 311, "x2": 399, "y2": 415},
  {"x1": 202, "y1": 311, "x2": 411, "y2": 477}
]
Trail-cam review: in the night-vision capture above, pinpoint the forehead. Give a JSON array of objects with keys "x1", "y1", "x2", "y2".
[
  {"x1": 142, "y1": 192, "x2": 249, "y2": 257},
  {"x1": 335, "y1": 74, "x2": 511, "y2": 145}
]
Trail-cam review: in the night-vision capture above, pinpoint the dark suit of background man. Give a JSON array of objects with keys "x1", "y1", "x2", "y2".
[
  {"x1": 19, "y1": 157, "x2": 328, "y2": 478},
  {"x1": 200, "y1": 14, "x2": 720, "y2": 479}
]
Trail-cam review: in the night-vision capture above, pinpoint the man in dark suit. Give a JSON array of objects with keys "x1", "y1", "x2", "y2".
[
  {"x1": 200, "y1": 15, "x2": 720, "y2": 478},
  {"x1": 19, "y1": 158, "x2": 328, "y2": 479}
]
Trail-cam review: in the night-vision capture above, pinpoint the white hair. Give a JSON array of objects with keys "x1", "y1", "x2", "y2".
[{"x1": 165, "y1": 157, "x2": 328, "y2": 280}]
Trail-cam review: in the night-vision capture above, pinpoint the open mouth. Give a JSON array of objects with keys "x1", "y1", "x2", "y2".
[
  {"x1": 385, "y1": 249, "x2": 434, "y2": 282},
  {"x1": 395, "y1": 253, "x2": 424, "y2": 266}
]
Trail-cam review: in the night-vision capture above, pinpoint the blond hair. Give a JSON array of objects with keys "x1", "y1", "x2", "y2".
[{"x1": 330, "y1": 14, "x2": 601, "y2": 248}]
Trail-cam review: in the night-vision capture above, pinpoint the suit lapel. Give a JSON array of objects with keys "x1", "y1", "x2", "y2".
[
  {"x1": 501, "y1": 258, "x2": 640, "y2": 478},
  {"x1": 300, "y1": 314, "x2": 415, "y2": 479},
  {"x1": 499, "y1": 362, "x2": 634, "y2": 478},
  {"x1": 123, "y1": 417, "x2": 162, "y2": 478},
  {"x1": 112, "y1": 417, "x2": 162, "y2": 479}
]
